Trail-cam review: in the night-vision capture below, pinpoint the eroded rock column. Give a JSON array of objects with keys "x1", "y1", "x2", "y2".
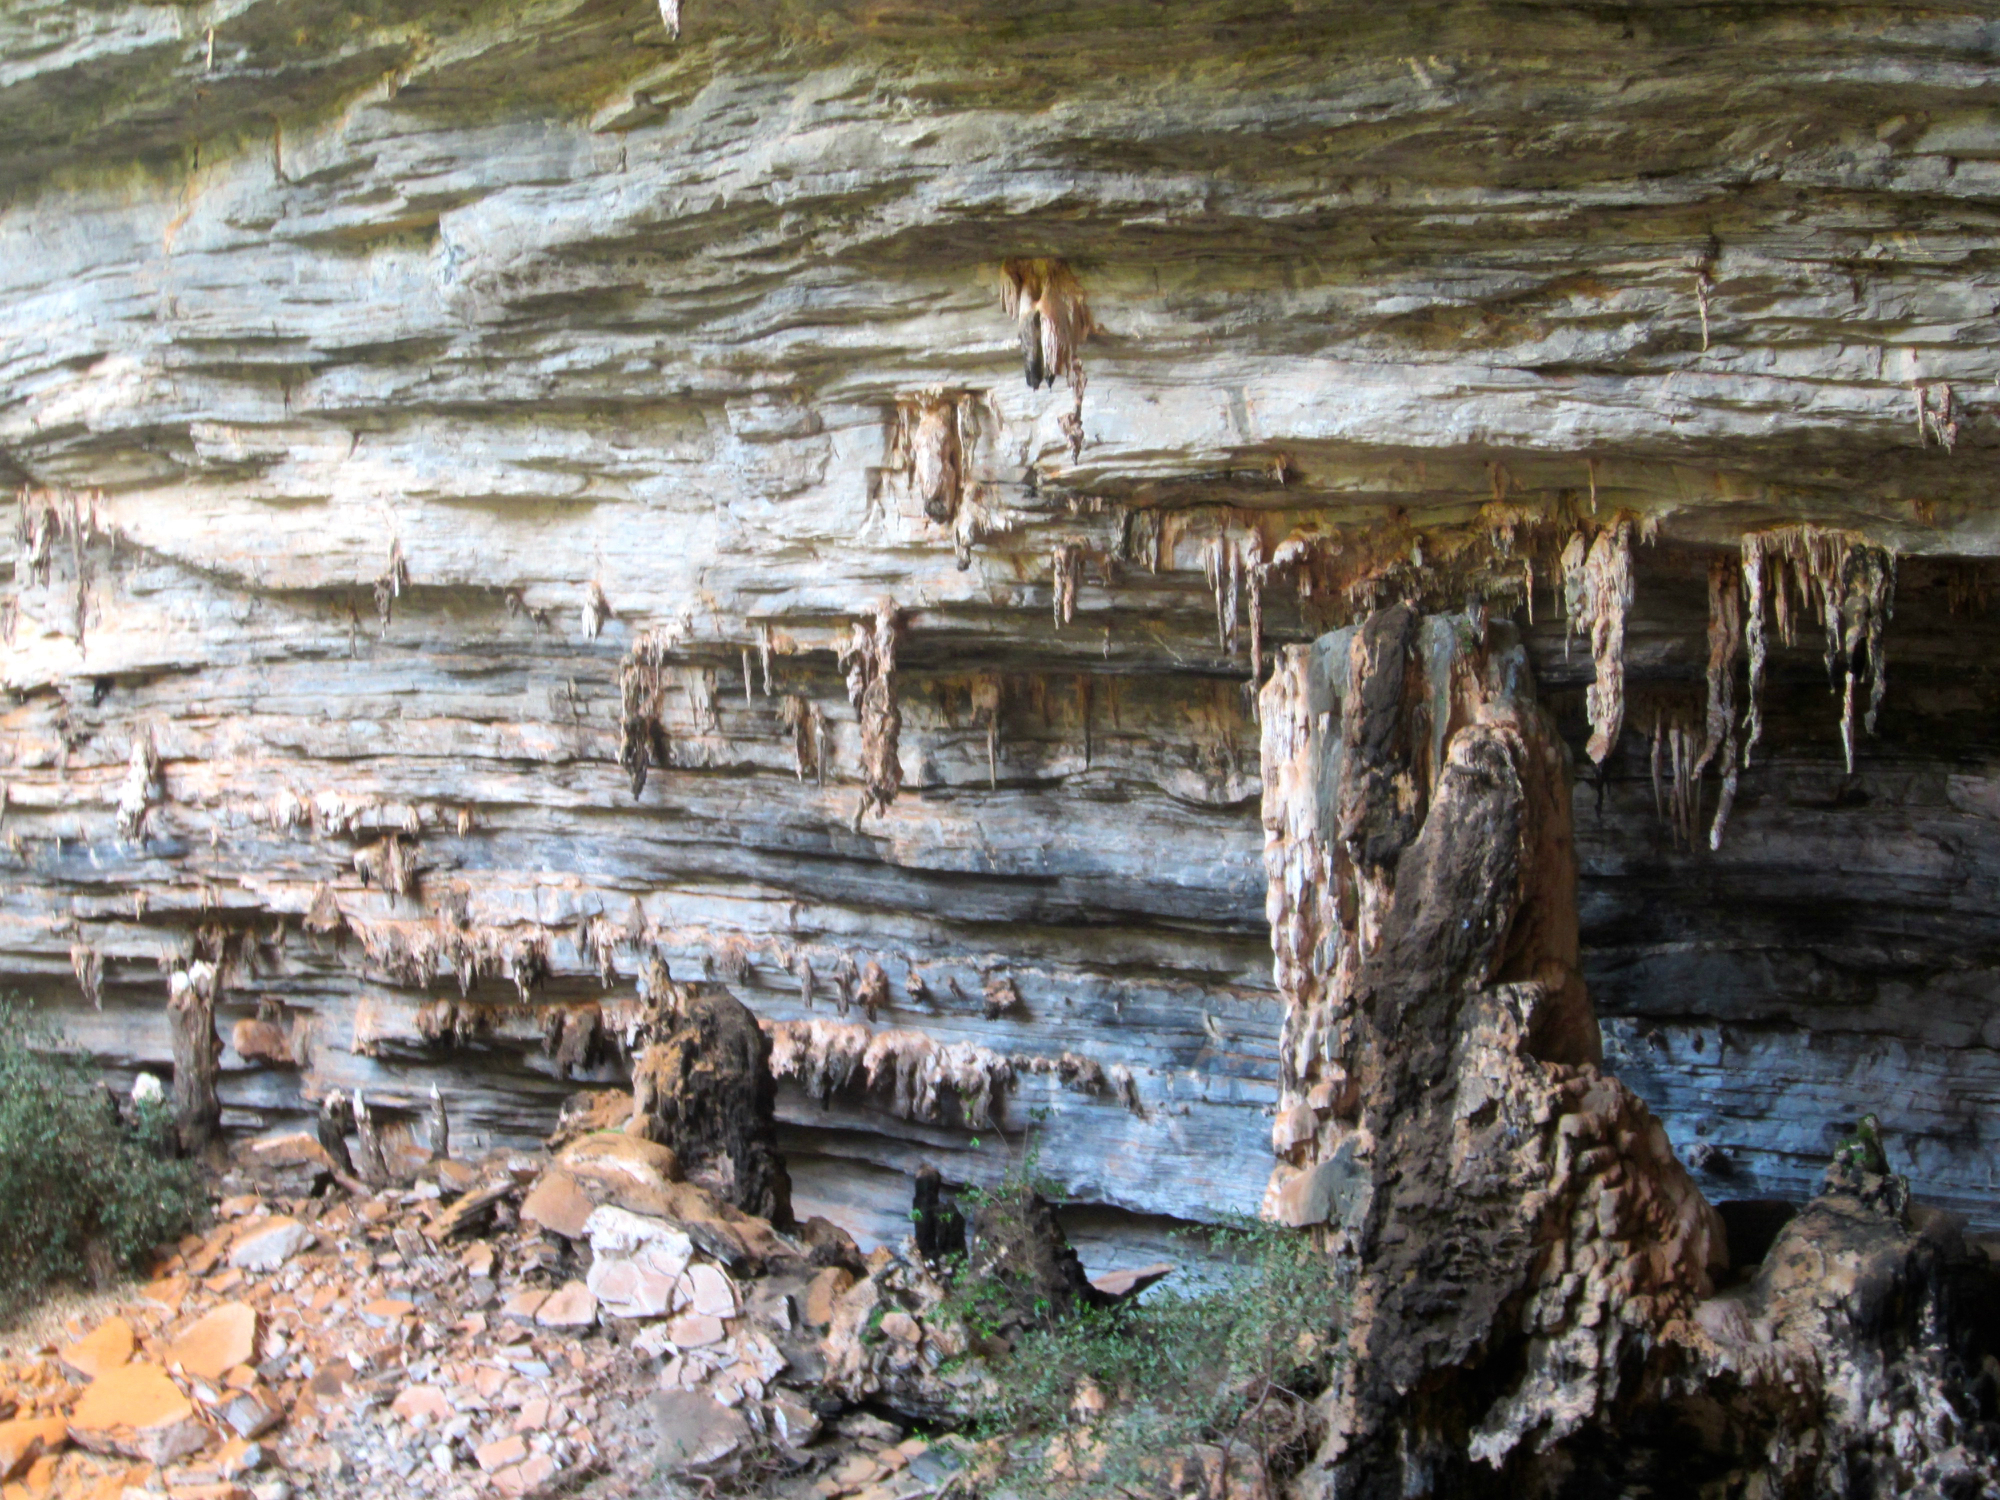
[
  {"x1": 632, "y1": 988, "x2": 795, "y2": 1230},
  {"x1": 1261, "y1": 607, "x2": 1726, "y2": 1498}
]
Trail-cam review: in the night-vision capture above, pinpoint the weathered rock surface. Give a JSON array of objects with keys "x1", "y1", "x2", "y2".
[{"x1": 6, "y1": 0, "x2": 2000, "y2": 1271}]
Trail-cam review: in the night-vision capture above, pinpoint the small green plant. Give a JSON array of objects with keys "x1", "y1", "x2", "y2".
[
  {"x1": 0, "y1": 1001, "x2": 205, "y2": 1315},
  {"x1": 954, "y1": 1207, "x2": 1348, "y2": 1497}
]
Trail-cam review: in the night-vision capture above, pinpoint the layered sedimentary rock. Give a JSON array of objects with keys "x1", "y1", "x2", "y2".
[{"x1": 6, "y1": 0, "x2": 2000, "y2": 1265}]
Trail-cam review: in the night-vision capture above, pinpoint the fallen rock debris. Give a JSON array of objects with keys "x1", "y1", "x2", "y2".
[{"x1": 0, "y1": 1112, "x2": 1017, "y2": 1500}]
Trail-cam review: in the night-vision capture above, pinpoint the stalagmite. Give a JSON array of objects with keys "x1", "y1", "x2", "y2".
[
  {"x1": 352, "y1": 1088, "x2": 391, "y2": 1185},
  {"x1": 317, "y1": 1092, "x2": 357, "y2": 1178},
  {"x1": 1260, "y1": 606, "x2": 1725, "y2": 1497},
  {"x1": 633, "y1": 988, "x2": 794, "y2": 1226},
  {"x1": 167, "y1": 961, "x2": 222, "y2": 1152},
  {"x1": 427, "y1": 1082, "x2": 450, "y2": 1161}
]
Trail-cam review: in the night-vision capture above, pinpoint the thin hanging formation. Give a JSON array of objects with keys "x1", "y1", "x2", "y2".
[{"x1": 1739, "y1": 525, "x2": 1896, "y2": 778}]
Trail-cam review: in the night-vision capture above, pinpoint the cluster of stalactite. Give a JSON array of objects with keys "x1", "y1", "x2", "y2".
[
  {"x1": 1739, "y1": 524, "x2": 1896, "y2": 777},
  {"x1": 763, "y1": 1016, "x2": 1135, "y2": 1127},
  {"x1": 11, "y1": 485, "x2": 107, "y2": 648},
  {"x1": 1001, "y1": 258, "x2": 1094, "y2": 461}
]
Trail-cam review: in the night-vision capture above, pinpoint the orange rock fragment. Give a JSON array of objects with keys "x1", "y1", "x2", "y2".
[
  {"x1": 0, "y1": 1417, "x2": 67, "y2": 1483},
  {"x1": 67, "y1": 1366, "x2": 207, "y2": 1465},
  {"x1": 56, "y1": 1322, "x2": 134, "y2": 1383},
  {"x1": 166, "y1": 1304, "x2": 257, "y2": 1383}
]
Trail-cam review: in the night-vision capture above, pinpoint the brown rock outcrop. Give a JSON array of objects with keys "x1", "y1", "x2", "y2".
[{"x1": 632, "y1": 989, "x2": 794, "y2": 1229}]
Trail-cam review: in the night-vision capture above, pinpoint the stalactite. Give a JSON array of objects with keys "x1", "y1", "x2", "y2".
[
  {"x1": 1120, "y1": 508, "x2": 1163, "y2": 574},
  {"x1": 767, "y1": 1017, "x2": 1017, "y2": 1128},
  {"x1": 306, "y1": 881, "x2": 343, "y2": 934},
  {"x1": 1688, "y1": 559, "x2": 1742, "y2": 846},
  {"x1": 983, "y1": 973, "x2": 1021, "y2": 1020},
  {"x1": 796, "y1": 954, "x2": 816, "y2": 1011},
  {"x1": 892, "y1": 392, "x2": 969, "y2": 525},
  {"x1": 115, "y1": 728, "x2": 161, "y2": 839},
  {"x1": 373, "y1": 539, "x2": 408, "y2": 635},
  {"x1": 838, "y1": 599, "x2": 902, "y2": 824},
  {"x1": 1001, "y1": 258, "x2": 1092, "y2": 393},
  {"x1": 617, "y1": 632, "x2": 673, "y2": 799},
  {"x1": 1051, "y1": 539, "x2": 1083, "y2": 627},
  {"x1": 857, "y1": 960, "x2": 889, "y2": 1021},
  {"x1": 582, "y1": 581, "x2": 612, "y2": 640},
  {"x1": 354, "y1": 833, "x2": 419, "y2": 897},
  {"x1": 766, "y1": 1018, "x2": 870, "y2": 1106},
  {"x1": 1741, "y1": 536, "x2": 1769, "y2": 767},
  {"x1": 547, "y1": 1004, "x2": 605, "y2": 1080},
  {"x1": 1245, "y1": 529, "x2": 1268, "y2": 679},
  {"x1": 1001, "y1": 259, "x2": 1093, "y2": 462},
  {"x1": 1110, "y1": 1064, "x2": 1139, "y2": 1113},
  {"x1": 71, "y1": 942, "x2": 103, "y2": 1009},
  {"x1": 972, "y1": 677, "x2": 1001, "y2": 789},
  {"x1": 779, "y1": 694, "x2": 822, "y2": 783},
  {"x1": 1565, "y1": 518, "x2": 1635, "y2": 764},
  {"x1": 1918, "y1": 382, "x2": 1959, "y2": 451}
]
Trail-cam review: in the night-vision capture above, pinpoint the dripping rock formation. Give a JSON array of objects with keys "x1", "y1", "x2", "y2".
[{"x1": 9, "y1": 2, "x2": 2000, "y2": 1480}]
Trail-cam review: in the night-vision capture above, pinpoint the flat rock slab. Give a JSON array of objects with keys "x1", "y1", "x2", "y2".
[
  {"x1": 651, "y1": 1389, "x2": 748, "y2": 1477},
  {"x1": 1089, "y1": 1261, "x2": 1176, "y2": 1301},
  {"x1": 534, "y1": 1281, "x2": 598, "y2": 1328},
  {"x1": 0, "y1": 1416, "x2": 68, "y2": 1483},
  {"x1": 168, "y1": 1302, "x2": 258, "y2": 1382},
  {"x1": 520, "y1": 1169, "x2": 596, "y2": 1240},
  {"x1": 228, "y1": 1217, "x2": 309, "y2": 1272},
  {"x1": 57, "y1": 1318, "x2": 135, "y2": 1381},
  {"x1": 68, "y1": 1364, "x2": 207, "y2": 1465}
]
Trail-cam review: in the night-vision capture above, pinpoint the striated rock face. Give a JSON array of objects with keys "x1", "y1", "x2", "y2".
[{"x1": 7, "y1": 0, "x2": 2000, "y2": 1265}]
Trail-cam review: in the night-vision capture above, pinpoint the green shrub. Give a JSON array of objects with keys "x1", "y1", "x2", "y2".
[
  {"x1": 0, "y1": 1001, "x2": 205, "y2": 1313},
  {"x1": 947, "y1": 1154, "x2": 1348, "y2": 1496}
]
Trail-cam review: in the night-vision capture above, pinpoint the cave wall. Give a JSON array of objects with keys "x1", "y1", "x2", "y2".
[{"x1": 5, "y1": 0, "x2": 2000, "y2": 1249}]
